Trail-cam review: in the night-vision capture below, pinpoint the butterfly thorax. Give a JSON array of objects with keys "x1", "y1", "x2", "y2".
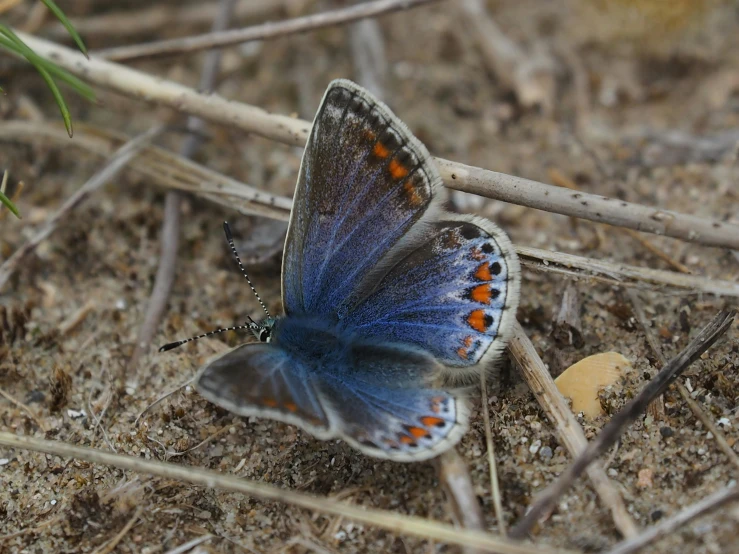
[{"x1": 268, "y1": 315, "x2": 346, "y2": 363}]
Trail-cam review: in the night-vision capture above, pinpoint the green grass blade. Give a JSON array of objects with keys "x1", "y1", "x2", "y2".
[
  {"x1": 39, "y1": 0, "x2": 88, "y2": 57},
  {"x1": 0, "y1": 189, "x2": 21, "y2": 218},
  {"x1": 0, "y1": 32, "x2": 73, "y2": 136},
  {"x1": 0, "y1": 25, "x2": 95, "y2": 101}
]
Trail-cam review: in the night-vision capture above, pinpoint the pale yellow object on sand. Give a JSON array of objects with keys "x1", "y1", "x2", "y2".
[{"x1": 555, "y1": 352, "x2": 632, "y2": 418}]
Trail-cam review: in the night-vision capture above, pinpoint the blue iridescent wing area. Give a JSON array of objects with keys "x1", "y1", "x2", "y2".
[
  {"x1": 315, "y1": 341, "x2": 469, "y2": 462},
  {"x1": 339, "y1": 215, "x2": 520, "y2": 370},
  {"x1": 282, "y1": 79, "x2": 445, "y2": 318},
  {"x1": 195, "y1": 343, "x2": 332, "y2": 437}
]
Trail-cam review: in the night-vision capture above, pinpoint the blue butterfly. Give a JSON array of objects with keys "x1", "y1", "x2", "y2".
[{"x1": 166, "y1": 80, "x2": 520, "y2": 461}]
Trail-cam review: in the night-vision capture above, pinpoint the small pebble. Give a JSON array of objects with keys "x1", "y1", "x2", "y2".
[{"x1": 539, "y1": 446, "x2": 553, "y2": 460}]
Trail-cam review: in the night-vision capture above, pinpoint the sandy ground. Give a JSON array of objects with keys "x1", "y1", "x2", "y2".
[{"x1": 1, "y1": 1, "x2": 738, "y2": 552}]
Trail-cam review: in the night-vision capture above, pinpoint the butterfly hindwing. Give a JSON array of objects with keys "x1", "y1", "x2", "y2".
[
  {"x1": 283, "y1": 79, "x2": 445, "y2": 318},
  {"x1": 315, "y1": 341, "x2": 469, "y2": 461},
  {"x1": 340, "y1": 215, "x2": 520, "y2": 371},
  {"x1": 195, "y1": 343, "x2": 332, "y2": 437}
]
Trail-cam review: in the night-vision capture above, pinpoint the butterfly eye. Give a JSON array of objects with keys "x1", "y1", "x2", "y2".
[{"x1": 258, "y1": 328, "x2": 271, "y2": 343}]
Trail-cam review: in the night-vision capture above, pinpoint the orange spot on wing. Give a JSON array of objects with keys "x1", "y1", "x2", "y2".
[
  {"x1": 408, "y1": 426, "x2": 431, "y2": 439},
  {"x1": 421, "y1": 416, "x2": 445, "y2": 427},
  {"x1": 474, "y1": 262, "x2": 492, "y2": 281},
  {"x1": 457, "y1": 346, "x2": 468, "y2": 360},
  {"x1": 470, "y1": 247, "x2": 485, "y2": 261},
  {"x1": 399, "y1": 435, "x2": 417, "y2": 446},
  {"x1": 471, "y1": 284, "x2": 492, "y2": 304},
  {"x1": 285, "y1": 402, "x2": 298, "y2": 413},
  {"x1": 468, "y1": 309, "x2": 489, "y2": 332},
  {"x1": 364, "y1": 130, "x2": 376, "y2": 141},
  {"x1": 389, "y1": 159, "x2": 409, "y2": 179},
  {"x1": 464, "y1": 336, "x2": 474, "y2": 347},
  {"x1": 373, "y1": 142, "x2": 389, "y2": 158},
  {"x1": 263, "y1": 398, "x2": 278, "y2": 408},
  {"x1": 403, "y1": 180, "x2": 423, "y2": 206}
]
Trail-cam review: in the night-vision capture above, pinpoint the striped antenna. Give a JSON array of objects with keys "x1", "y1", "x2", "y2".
[
  {"x1": 223, "y1": 221, "x2": 271, "y2": 318},
  {"x1": 158, "y1": 323, "x2": 257, "y2": 352}
]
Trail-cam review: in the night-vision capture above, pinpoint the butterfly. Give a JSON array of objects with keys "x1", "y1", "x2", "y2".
[{"x1": 162, "y1": 80, "x2": 520, "y2": 461}]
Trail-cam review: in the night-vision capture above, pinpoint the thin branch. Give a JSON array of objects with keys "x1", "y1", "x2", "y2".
[
  {"x1": 126, "y1": 0, "x2": 237, "y2": 376},
  {"x1": 96, "y1": 0, "x2": 441, "y2": 61},
  {"x1": 13, "y1": 31, "x2": 739, "y2": 250},
  {"x1": 605, "y1": 485, "x2": 739, "y2": 554},
  {"x1": 0, "y1": 433, "x2": 577, "y2": 554},
  {"x1": 3, "y1": 122, "x2": 737, "y2": 298},
  {"x1": 626, "y1": 290, "x2": 739, "y2": 470},
  {"x1": 507, "y1": 321, "x2": 639, "y2": 539},
  {"x1": 0, "y1": 126, "x2": 163, "y2": 291},
  {"x1": 509, "y1": 310, "x2": 736, "y2": 539},
  {"x1": 49, "y1": 0, "x2": 282, "y2": 38}
]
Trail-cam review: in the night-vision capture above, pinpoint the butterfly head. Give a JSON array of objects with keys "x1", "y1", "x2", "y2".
[{"x1": 251, "y1": 318, "x2": 276, "y2": 343}]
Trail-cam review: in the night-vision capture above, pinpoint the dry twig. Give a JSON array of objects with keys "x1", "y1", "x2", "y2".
[
  {"x1": 605, "y1": 485, "x2": 739, "y2": 554},
  {"x1": 509, "y1": 310, "x2": 736, "y2": 539},
  {"x1": 49, "y1": 0, "x2": 283, "y2": 38},
  {"x1": 626, "y1": 290, "x2": 739, "y2": 469},
  {"x1": 96, "y1": 0, "x2": 441, "y2": 61},
  {"x1": 13, "y1": 32, "x2": 739, "y2": 250},
  {"x1": 507, "y1": 322, "x2": 639, "y2": 538},
  {"x1": 438, "y1": 449, "x2": 486, "y2": 554},
  {"x1": 3, "y1": 122, "x2": 737, "y2": 299},
  {"x1": 126, "y1": 0, "x2": 237, "y2": 376},
  {"x1": 0, "y1": 432, "x2": 577, "y2": 554}
]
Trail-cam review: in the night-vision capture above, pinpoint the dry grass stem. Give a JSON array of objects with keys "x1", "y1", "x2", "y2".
[
  {"x1": 507, "y1": 322, "x2": 639, "y2": 538},
  {"x1": 516, "y1": 246, "x2": 739, "y2": 297},
  {"x1": 454, "y1": 0, "x2": 556, "y2": 113},
  {"x1": 96, "y1": 0, "x2": 441, "y2": 61},
  {"x1": 13, "y1": 32, "x2": 738, "y2": 250},
  {"x1": 605, "y1": 485, "x2": 739, "y2": 554},
  {"x1": 438, "y1": 449, "x2": 486, "y2": 554},
  {"x1": 481, "y1": 370, "x2": 507, "y2": 536},
  {"x1": 163, "y1": 535, "x2": 214, "y2": 554},
  {"x1": 0, "y1": 125, "x2": 163, "y2": 291},
  {"x1": 0, "y1": 432, "x2": 578, "y2": 554},
  {"x1": 509, "y1": 310, "x2": 736, "y2": 539},
  {"x1": 3, "y1": 122, "x2": 736, "y2": 299}
]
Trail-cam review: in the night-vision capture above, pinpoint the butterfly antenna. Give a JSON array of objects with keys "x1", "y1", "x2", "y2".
[
  {"x1": 158, "y1": 323, "x2": 257, "y2": 352},
  {"x1": 223, "y1": 221, "x2": 271, "y2": 318}
]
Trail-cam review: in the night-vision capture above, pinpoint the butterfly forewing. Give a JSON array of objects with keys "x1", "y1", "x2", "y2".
[{"x1": 282, "y1": 79, "x2": 444, "y2": 319}]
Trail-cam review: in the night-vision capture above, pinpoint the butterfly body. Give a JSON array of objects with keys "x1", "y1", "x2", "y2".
[{"x1": 189, "y1": 80, "x2": 520, "y2": 461}]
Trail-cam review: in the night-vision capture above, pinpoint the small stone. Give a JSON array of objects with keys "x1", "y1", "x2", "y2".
[
  {"x1": 660, "y1": 426, "x2": 674, "y2": 438},
  {"x1": 529, "y1": 440, "x2": 541, "y2": 455},
  {"x1": 539, "y1": 446, "x2": 553, "y2": 460},
  {"x1": 637, "y1": 468, "x2": 653, "y2": 488},
  {"x1": 651, "y1": 509, "x2": 664, "y2": 521}
]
